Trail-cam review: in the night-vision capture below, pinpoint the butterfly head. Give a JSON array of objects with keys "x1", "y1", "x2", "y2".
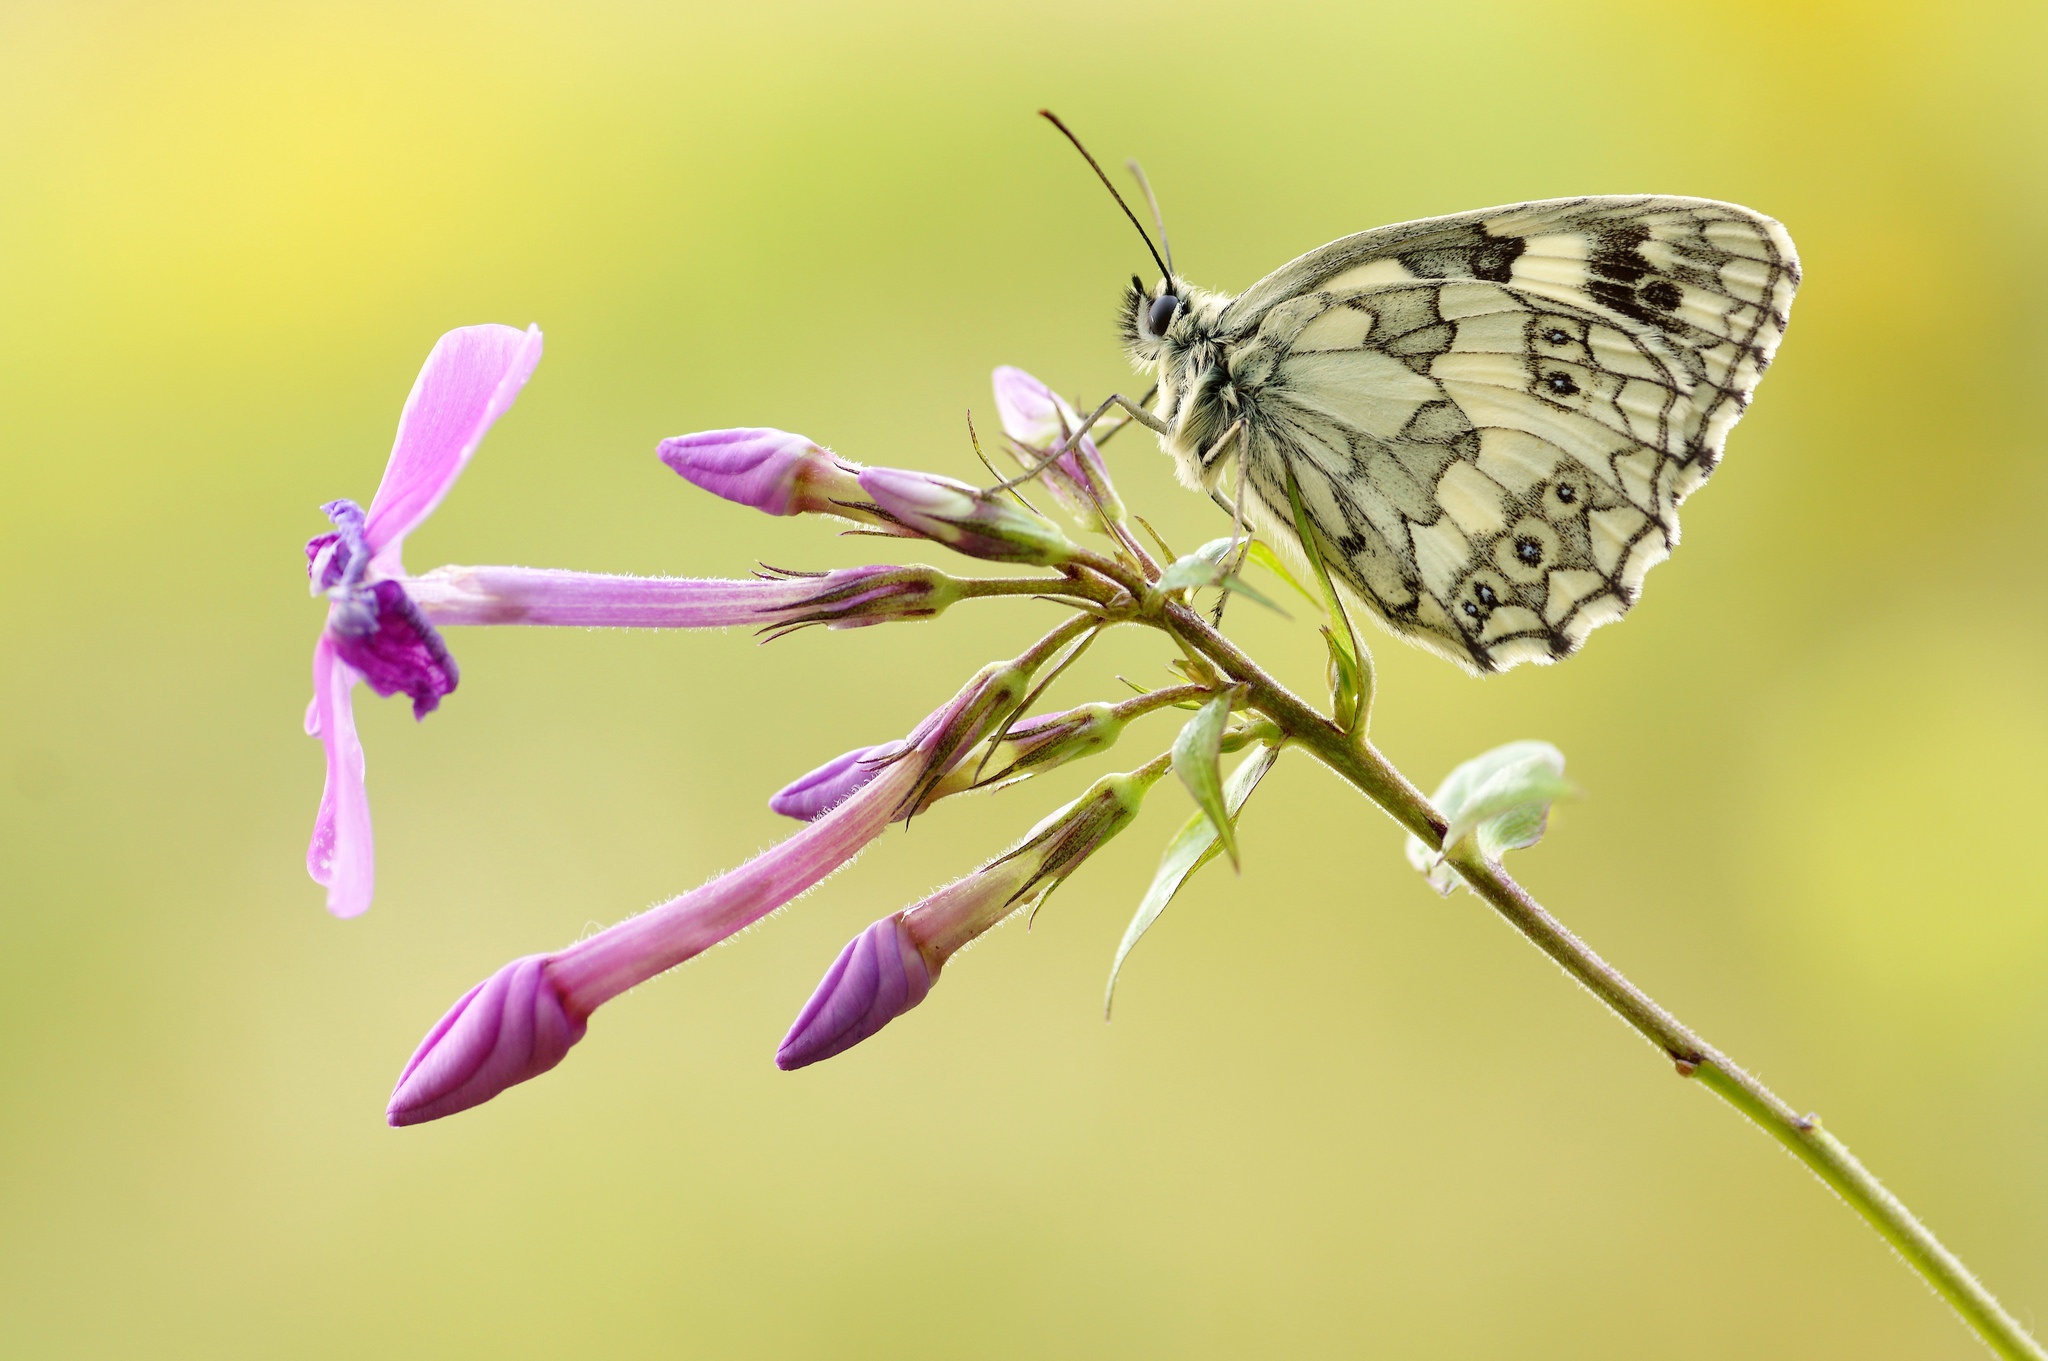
[{"x1": 1122, "y1": 270, "x2": 1187, "y2": 349}]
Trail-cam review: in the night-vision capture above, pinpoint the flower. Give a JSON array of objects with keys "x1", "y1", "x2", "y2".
[
  {"x1": 303, "y1": 323, "x2": 543, "y2": 918},
  {"x1": 386, "y1": 655, "x2": 1041, "y2": 1125},
  {"x1": 858, "y1": 466, "x2": 1078, "y2": 566},
  {"x1": 775, "y1": 767, "x2": 1158, "y2": 1070},
  {"x1": 991, "y1": 365, "x2": 1124, "y2": 526}
]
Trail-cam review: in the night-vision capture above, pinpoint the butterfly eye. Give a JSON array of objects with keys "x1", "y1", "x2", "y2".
[{"x1": 1146, "y1": 293, "x2": 1181, "y2": 336}]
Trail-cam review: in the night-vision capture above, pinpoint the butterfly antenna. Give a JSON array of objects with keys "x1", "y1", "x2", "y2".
[
  {"x1": 1123, "y1": 158, "x2": 1173, "y2": 277},
  {"x1": 1038, "y1": 110, "x2": 1172, "y2": 282}
]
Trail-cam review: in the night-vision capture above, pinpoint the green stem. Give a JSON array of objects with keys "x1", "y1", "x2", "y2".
[{"x1": 1153, "y1": 602, "x2": 2044, "y2": 1360}]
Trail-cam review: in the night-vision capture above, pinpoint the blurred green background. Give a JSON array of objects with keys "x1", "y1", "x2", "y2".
[{"x1": 3, "y1": 0, "x2": 2044, "y2": 1356}]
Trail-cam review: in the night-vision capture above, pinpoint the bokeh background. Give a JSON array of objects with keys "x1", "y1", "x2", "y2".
[{"x1": 4, "y1": 1, "x2": 2045, "y2": 1356}]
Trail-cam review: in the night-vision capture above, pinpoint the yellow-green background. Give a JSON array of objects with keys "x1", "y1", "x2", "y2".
[{"x1": 3, "y1": 1, "x2": 2043, "y2": 1356}]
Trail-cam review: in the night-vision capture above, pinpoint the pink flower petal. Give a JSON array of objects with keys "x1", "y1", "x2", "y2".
[
  {"x1": 306, "y1": 636, "x2": 374, "y2": 918},
  {"x1": 992, "y1": 365, "x2": 1077, "y2": 449},
  {"x1": 364, "y1": 324, "x2": 544, "y2": 574}
]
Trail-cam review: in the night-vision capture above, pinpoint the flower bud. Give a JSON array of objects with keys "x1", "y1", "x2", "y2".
[
  {"x1": 858, "y1": 467, "x2": 1078, "y2": 566},
  {"x1": 899, "y1": 658, "x2": 1033, "y2": 812},
  {"x1": 991, "y1": 366, "x2": 1125, "y2": 526},
  {"x1": 386, "y1": 954, "x2": 587, "y2": 1126},
  {"x1": 977, "y1": 702, "x2": 1127, "y2": 785},
  {"x1": 658, "y1": 428, "x2": 866, "y2": 518},
  {"x1": 776, "y1": 769, "x2": 1157, "y2": 1069},
  {"x1": 774, "y1": 914, "x2": 935, "y2": 1070},
  {"x1": 768, "y1": 742, "x2": 904, "y2": 821}
]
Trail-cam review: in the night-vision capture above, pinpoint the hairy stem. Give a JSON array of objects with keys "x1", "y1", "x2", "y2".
[{"x1": 1150, "y1": 601, "x2": 2043, "y2": 1360}]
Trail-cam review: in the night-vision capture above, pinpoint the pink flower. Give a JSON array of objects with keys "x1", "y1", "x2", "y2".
[{"x1": 303, "y1": 324, "x2": 543, "y2": 918}]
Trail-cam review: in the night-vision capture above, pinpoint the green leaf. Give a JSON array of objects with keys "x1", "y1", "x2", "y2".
[
  {"x1": 1404, "y1": 741, "x2": 1573, "y2": 896},
  {"x1": 1171, "y1": 689, "x2": 1240, "y2": 866},
  {"x1": 1245, "y1": 541, "x2": 1321, "y2": 607},
  {"x1": 1152, "y1": 538, "x2": 1282, "y2": 612},
  {"x1": 1321, "y1": 626, "x2": 1362, "y2": 732},
  {"x1": 1280, "y1": 467, "x2": 1368, "y2": 731},
  {"x1": 1106, "y1": 744, "x2": 1281, "y2": 1016}
]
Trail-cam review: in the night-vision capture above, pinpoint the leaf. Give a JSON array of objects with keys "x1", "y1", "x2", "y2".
[
  {"x1": 1321, "y1": 626, "x2": 1362, "y2": 732},
  {"x1": 1106, "y1": 744, "x2": 1281, "y2": 1016},
  {"x1": 1152, "y1": 538, "x2": 1282, "y2": 612},
  {"x1": 1245, "y1": 541, "x2": 1321, "y2": 607},
  {"x1": 1171, "y1": 689, "x2": 1240, "y2": 866},
  {"x1": 1404, "y1": 741, "x2": 1573, "y2": 896}
]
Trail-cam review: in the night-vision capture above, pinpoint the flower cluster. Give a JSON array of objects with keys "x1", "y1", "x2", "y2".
[{"x1": 301, "y1": 325, "x2": 1548, "y2": 1127}]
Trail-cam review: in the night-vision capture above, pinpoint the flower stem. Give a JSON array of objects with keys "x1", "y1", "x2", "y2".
[{"x1": 1152, "y1": 601, "x2": 2045, "y2": 1359}]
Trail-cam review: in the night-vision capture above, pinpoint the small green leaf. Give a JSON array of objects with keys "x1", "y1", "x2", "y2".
[
  {"x1": 1322, "y1": 626, "x2": 1362, "y2": 732},
  {"x1": 1172, "y1": 689, "x2": 1240, "y2": 867},
  {"x1": 1107, "y1": 744, "x2": 1281, "y2": 1016},
  {"x1": 1404, "y1": 741, "x2": 1573, "y2": 896},
  {"x1": 1152, "y1": 538, "x2": 1283, "y2": 612}
]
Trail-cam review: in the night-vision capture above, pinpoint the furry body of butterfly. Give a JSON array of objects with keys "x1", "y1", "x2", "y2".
[{"x1": 1120, "y1": 196, "x2": 1799, "y2": 673}]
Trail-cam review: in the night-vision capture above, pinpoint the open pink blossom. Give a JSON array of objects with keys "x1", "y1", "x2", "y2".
[{"x1": 303, "y1": 324, "x2": 543, "y2": 918}]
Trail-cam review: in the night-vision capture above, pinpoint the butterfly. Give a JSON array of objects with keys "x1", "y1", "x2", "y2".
[{"x1": 1052, "y1": 120, "x2": 1800, "y2": 673}]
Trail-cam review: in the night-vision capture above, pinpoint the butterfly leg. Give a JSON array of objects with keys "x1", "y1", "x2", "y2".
[{"x1": 984, "y1": 392, "x2": 1168, "y2": 495}]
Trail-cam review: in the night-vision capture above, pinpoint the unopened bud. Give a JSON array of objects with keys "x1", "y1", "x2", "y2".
[
  {"x1": 991, "y1": 366, "x2": 1126, "y2": 526},
  {"x1": 769, "y1": 742, "x2": 905, "y2": 821},
  {"x1": 386, "y1": 954, "x2": 587, "y2": 1126},
  {"x1": 858, "y1": 467, "x2": 1077, "y2": 566},
  {"x1": 774, "y1": 914, "x2": 935, "y2": 1071},
  {"x1": 658, "y1": 428, "x2": 866, "y2": 518},
  {"x1": 970, "y1": 702, "x2": 1127, "y2": 788},
  {"x1": 775, "y1": 769, "x2": 1157, "y2": 1069}
]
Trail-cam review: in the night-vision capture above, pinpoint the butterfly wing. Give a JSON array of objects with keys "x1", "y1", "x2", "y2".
[{"x1": 1220, "y1": 197, "x2": 1797, "y2": 671}]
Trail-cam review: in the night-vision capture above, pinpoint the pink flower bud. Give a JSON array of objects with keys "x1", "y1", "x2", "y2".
[
  {"x1": 386, "y1": 954, "x2": 587, "y2": 1127},
  {"x1": 981, "y1": 702, "x2": 1126, "y2": 785},
  {"x1": 776, "y1": 769, "x2": 1158, "y2": 1069},
  {"x1": 774, "y1": 915, "x2": 936, "y2": 1070},
  {"x1": 858, "y1": 466, "x2": 1077, "y2": 566},
  {"x1": 991, "y1": 366, "x2": 1124, "y2": 525},
  {"x1": 658, "y1": 428, "x2": 866, "y2": 518},
  {"x1": 768, "y1": 742, "x2": 904, "y2": 821}
]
